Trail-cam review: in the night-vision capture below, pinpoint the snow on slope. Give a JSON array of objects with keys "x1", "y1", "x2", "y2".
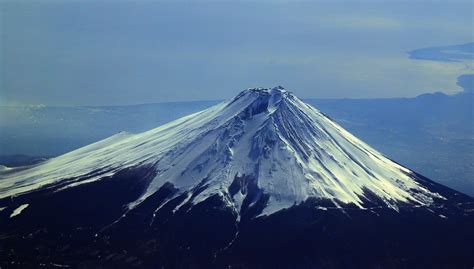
[{"x1": 0, "y1": 87, "x2": 443, "y2": 216}]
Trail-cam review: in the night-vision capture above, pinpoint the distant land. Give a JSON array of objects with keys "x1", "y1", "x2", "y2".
[{"x1": 0, "y1": 90, "x2": 472, "y2": 197}]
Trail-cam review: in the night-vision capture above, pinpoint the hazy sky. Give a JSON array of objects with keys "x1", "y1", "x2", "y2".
[{"x1": 1, "y1": 0, "x2": 473, "y2": 106}]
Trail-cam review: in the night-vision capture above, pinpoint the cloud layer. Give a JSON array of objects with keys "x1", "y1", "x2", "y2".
[
  {"x1": 409, "y1": 42, "x2": 474, "y2": 62},
  {"x1": 1, "y1": 1, "x2": 473, "y2": 105}
]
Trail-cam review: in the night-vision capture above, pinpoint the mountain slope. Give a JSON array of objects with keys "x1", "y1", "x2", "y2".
[
  {"x1": 1, "y1": 87, "x2": 442, "y2": 216},
  {"x1": 0, "y1": 87, "x2": 473, "y2": 268},
  {"x1": 2, "y1": 91, "x2": 472, "y2": 197}
]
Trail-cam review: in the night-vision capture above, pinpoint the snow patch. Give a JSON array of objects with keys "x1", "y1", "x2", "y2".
[
  {"x1": 0, "y1": 165, "x2": 11, "y2": 171},
  {"x1": 10, "y1": 204, "x2": 29, "y2": 218}
]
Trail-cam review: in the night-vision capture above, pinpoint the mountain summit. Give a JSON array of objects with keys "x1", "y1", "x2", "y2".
[
  {"x1": 1, "y1": 87, "x2": 441, "y2": 216},
  {"x1": 1, "y1": 87, "x2": 473, "y2": 268}
]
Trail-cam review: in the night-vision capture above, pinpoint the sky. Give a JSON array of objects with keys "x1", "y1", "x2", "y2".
[{"x1": 0, "y1": 0, "x2": 473, "y2": 106}]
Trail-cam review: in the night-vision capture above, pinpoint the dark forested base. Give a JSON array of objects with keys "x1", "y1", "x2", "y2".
[{"x1": 0, "y1": 168, "x2": 473, "y2": 269}]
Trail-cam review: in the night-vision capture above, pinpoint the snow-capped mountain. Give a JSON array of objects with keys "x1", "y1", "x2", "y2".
[
  {"x1": 0, "y1": 87, "x2": 473, "y2": 268},
  {"x1": 0, "y1": 87, "x2": 441, "y2": 215}
]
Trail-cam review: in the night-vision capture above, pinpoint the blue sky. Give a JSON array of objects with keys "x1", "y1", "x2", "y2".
[{"x1": 1, "y1": 0, "x2": 473, "y2": 105}]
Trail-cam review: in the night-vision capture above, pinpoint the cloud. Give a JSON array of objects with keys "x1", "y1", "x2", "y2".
[
  {"x1": 1, "y1": 1, "x2": 473, "y2": 105},
  {"x1": 457, "y1": 74, "x2": 474, "y2": 93},
  {"x1": 407, "y1": 42, "x2": 474, "y2": 95},
  {"x1": 408, "y1": 42, "x2": 474, "y2": 62}
]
